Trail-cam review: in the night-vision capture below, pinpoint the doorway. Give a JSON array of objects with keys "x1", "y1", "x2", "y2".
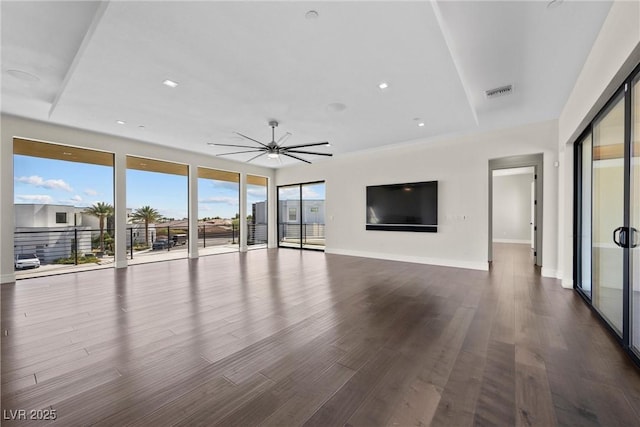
[
  {"x1": 277, "y1": 181, "x2": 326, "y2": 251},
  {"x1": 488, "y1": 154, "x2": 543, "y2": 266},
  {"x1": 491, "y1": 167, "x2": 536, "y2": 261}
]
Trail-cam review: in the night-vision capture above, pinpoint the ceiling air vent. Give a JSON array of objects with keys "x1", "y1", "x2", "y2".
[{"x1": 485, "y1": 84, "x2": 513, "y2": 99}]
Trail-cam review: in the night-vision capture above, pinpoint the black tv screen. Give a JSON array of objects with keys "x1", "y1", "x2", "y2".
[{"x1": 366, "y1": 181, "x2": 438, "y2": 232}]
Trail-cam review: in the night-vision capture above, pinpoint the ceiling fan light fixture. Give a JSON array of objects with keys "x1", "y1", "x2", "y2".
[
  {"x1": 162, "y1": 79, "x2": 179, "y2": 88},
  {"x1": 211, "y1": 120, "x2": 333, "y2": 164}
]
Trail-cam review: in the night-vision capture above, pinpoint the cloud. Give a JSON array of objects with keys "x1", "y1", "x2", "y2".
[
  {"x1": 279, "y1": 186, "x2": 324, "y2": 200},
  {"x1": 15, "y1": 175, "x2": 73, "y2": 192},
  {"x1": 247, "y1": 187, "x2": 267, "y2": 198},
  {"x1": 199, "y1": 196, "x2": 239, "y2": 206},
  {"x1": 16, "y1": 195, "x2": 54, "y2": 204},
  {"x1": 71, "y1": 195, "x2": 83, "y2": 202},
  {"x1": 302, "y1": 187, "x2": 322, "y2": 199},
  {"x1": 206, "y1": 180, "x2": 239, "y2": 191},
  {"x1": 84, "y1": 189, "x2": 98, "y2": 196}
]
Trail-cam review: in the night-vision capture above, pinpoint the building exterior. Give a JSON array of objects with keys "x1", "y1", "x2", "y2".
[
  {"x1": 277, "y1": 200, "x2": 325, "y2": 243},
  {"x1": 251, "y1": 201, "x2": 268, "y2": 244},
  {"x1": 278, "y1": 200, "x2": 325, "y2": 225},
  {"x1": 14, "y1": 204, "x2": 93, "y2": 263}
]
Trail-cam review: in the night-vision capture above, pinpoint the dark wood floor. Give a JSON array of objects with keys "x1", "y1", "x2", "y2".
[{"x1": 2, "y1": 244, "x2": 640, "y2": 426}]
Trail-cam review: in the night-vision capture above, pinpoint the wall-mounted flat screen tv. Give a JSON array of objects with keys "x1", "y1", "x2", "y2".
[{"x1": 366, "y1": 181, "x2": 438, "y2": 232}]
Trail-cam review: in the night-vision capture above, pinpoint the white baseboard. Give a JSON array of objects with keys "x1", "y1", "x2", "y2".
[
  {"x1": 541, "y1": 267, "x2": 561, "y2": 279},
  {"x1": 325, "y1": 248, "x2": 489, "y2": 271},
  {"x1": 492, "y1": 238, "x2": 531, "y2": 244},
  {"x1": 1, "y1": 273, "x2": 16, "y2": 284},
  {"x1": 561, "y1": 278, "x2": 573, "y2": 289}
]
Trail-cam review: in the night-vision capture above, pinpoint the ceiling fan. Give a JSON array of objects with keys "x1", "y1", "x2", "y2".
[{"x1": 208, "y1": 121, "x2": 332, "y2": 164}]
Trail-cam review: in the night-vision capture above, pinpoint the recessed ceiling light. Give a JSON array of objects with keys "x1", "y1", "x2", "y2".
[
  {"x1": 378, "y1": 82, "x2": 389, "y2": 90},
  {"x1": 140, "y1": 163, "x2": 147, "y2": 166},
  {"x1": 305, "y1": 10, "x2": 319, "y2": 20},
  {"x1": 418, "y1": 122, "x2": 425, "y2": 127},
  {"x1": 162, "y1": 79, "x2": 179, "y2": 88},
  {"x1": 62, "y1": 152, "x2": 73, "y2": 156},
  {"x1": 116, "y1": 120, "x2": 126, "y2": 125},
  {"x1": 6, "y1": 69, "x2": 40, "y2": 82},
  {"x1": 268, "y1": 153, "x2": 279, "y2": 159}
]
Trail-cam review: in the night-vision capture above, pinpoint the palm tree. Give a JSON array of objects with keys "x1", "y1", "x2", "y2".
[
  {"x1": 131, "y1": 205, "x2": 161, "y2": 246},
  {"x1": 84, "y1": 202, "x2": 114, "y2": 252}
]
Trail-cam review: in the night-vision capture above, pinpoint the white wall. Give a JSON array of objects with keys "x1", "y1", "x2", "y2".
[
  {"x1": 558, "y1": 0, "x2": 640, "y2": 288},
  {"x1": 276, "y1": 119, "x2": 559, "y2": 275},
  {"x1": 1, "y1": 114, "x2": 275, "y2": 283},
  {"x1": 14, "y1": 204, "x2": 78, "y2": 228},
  {"x1": 559, "y1": 0, "x2": 640, "y2": 146},
  {"x1": 492, "y1": 172, "x2": 534, "y2": 244}
]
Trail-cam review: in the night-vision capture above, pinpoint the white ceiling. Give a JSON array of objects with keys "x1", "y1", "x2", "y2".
[{"x1": 1, "y1": 1, "x2": 612, "y2": 168}]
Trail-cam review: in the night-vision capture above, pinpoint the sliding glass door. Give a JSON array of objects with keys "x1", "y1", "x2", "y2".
[
  {"x1": 577, "y1": 132, "x2": 592, "y2": 296},
  {"x1": 278, "y1": 181, "x2": 325, "y2": 250},
  {"x1": 278, "y1": 184, "x2": 301, "y2": 249},
  {"x1": 576, "y1": 66, "x2": 640, "y2": 361},
  {"x1": 592, "y1": 94, "x2": 625, "y2": 335},
  {"x1": 632, "y1": 75, "x2": 640, "y2": 354},
  {"x1": 301, "y1": 182, "x2": 326, "y2": 249}
]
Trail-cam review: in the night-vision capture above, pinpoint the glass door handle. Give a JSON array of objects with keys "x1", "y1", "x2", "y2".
[{"x1": 613, "y1": 226, "x2": 625, "y2": 247}]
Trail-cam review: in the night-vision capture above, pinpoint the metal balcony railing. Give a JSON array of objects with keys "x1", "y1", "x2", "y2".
[
  {"x1": 14, "y1": 222, "x2": 271, "y2": 269},
  {"x1": 278, "y1": 223, "x2": 325, "y2": 246},
  {"x1": 14, "y1": 227, "x2": 113, "y2": 266}
]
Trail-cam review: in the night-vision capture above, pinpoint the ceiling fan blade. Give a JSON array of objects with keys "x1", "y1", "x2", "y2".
[
  {"x1": 282, "y1": 152, "x2": 312, "y2": 164},
  {"x1": 235, "y1": 132, "x2": 269, "y2": 148},
  {"x1": 276, "y1": 132, "x2": 292, "y2": 145},
  {"x1": 208, "y1": 143, "x2": 262, "y2": 149},
  {"x1": 246, "y1": 151, "x2": 268, "y2": 163},
  {"x1": 281, "y1": 141, "x2": 330, "y2": 150},
  {"x1": 216, "y1": 149, "x2": 265, "y2": 156},
  {"x1": 284, "y1": 149, "x2": 333, "y2": 157}
]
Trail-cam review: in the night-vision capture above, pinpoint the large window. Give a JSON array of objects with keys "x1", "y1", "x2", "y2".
[
  {"x1": 126, "y1": 156, "x2": 188, "y2": 264},
  {"x1": 13, "y1": 139, "x2": 114, "y2": 278},
  {"x1": 197, "y1": 168, "x2": 239, "y2": 255},
  {"x1": 278, "y1": 181, "x2": 325, "y2": 250},
  {"x1": 575, "y1": 64, "x2": 640, "y2": 362}
]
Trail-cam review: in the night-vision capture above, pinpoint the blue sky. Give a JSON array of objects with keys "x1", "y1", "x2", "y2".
[
  {"x1": 278, "y1": 183, "x2": 325, "y2": 200},
  {"x1": 14, "y1": 155, "x2": 268, "y2": 219}
]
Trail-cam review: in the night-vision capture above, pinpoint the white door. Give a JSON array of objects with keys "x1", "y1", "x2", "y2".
[{"x1": 530, "y1": 180, "x2": 535, "y2": 250}]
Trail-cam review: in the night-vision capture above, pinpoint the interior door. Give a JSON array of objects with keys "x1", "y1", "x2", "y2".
[
  {"x1": 592, "y1": 94, "x2": 626, "y2": 335},
  {"x1": 530, "y1": 180, "x2": 535, "y2": 250}
]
